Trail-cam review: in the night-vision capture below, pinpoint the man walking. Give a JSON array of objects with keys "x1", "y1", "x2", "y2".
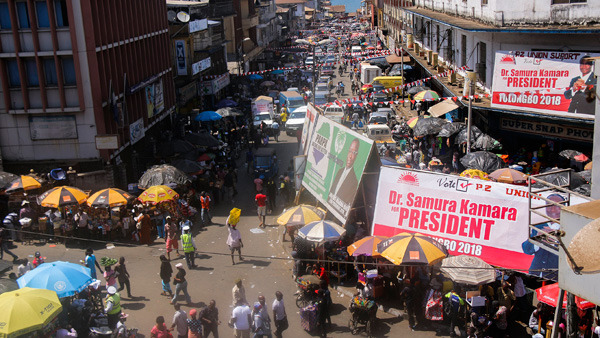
[
  {"x1": 255, "y1": 191, "x2": 267, "y2": 228},
  {"x1": 200, "y1": 300, "x2": 220, "y2": 338},
  {"x1": 265, "y1": 179, "x2": 277, "y2": 214},
  {"x1": 232, "y1": 278, "x2": 247, "y2": 306},
  {"x1": 180, "y1": 226, "x2": 196, "y2": 269},
  {"x1": 200, "y1": 191, "x2": 212, "y2": 226},
  {"x1": 170, "y1": 304, "x2": 188, "y2": 338},
  {"x1": 230, "y1": 300, "x2": 252, "y2": 338},
  {"x1": 272, "y1": 291, "x2": 288, "y2": 338},
  {"x1": 165, "y1": 216, "x2": 180, "y2": 261}
]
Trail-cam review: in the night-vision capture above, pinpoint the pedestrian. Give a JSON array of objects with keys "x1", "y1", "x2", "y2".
[
  {"x1": 74, "y1": 209, "x2": 89, "y2": 239},
  {"x1": 138, "y1": 210, "x2": 153, "y2": 245},
  {"x1": 265, "y1": 179, "x2": 277, "y2": 214},
  {"x1": 151, "y1": 316, "x2": 172, "y2": 338},
  {"x1": 255, "y1": 192, "x2": 267, "y2": 228},
  {"x1": 253, "y1": 175, "x2": 264, "y2": 193},
  {"x1": 445, "y1": 287, "x2": 465, "y2": 337},
  {"x1": 257, "y1": 295, "x2": 271, "y2": 336},
  {"x1": 170, "y1": 304, "x2": 188, "y2": 338},
  {"x1": 85, "y1": 248, "x2": 103, "y2": 280},
  {"x1": 230, "y1": 300, "x2": 252, "y2": 338},
  {"x1": 232, "y1": 278, "x2": 247, "y2": 306},
  {"x1": 272, "y1": 291, "x2": 288, "y2": 338},
  {"x1": 160, "y1": 255, "x2": 173, "y2": 297},
  {"x1": 105, "y1": 286, "x2": 122, "y2": 330},
  {"x1": 0, "y1": 221, "x2": 18, "y2": 262},
  {"x1": 17, "y1": 258, "x2": 33, "y2": 277},
  {"x1": 200, "y1": 192, "x2": 212, "y2": 226},
  {"x1": 492, "y1": 300, "x2": 508, "y2": 337},
  {"x1": 32, "y1": 251, "x2": 44, "y2": 267},
  {"x1": 115, "y1": 256, "x2": 132, "y2": 298},
  {"x1": 226, "y1": 219, "x2": 244, "y2": 265},
  {"x1": 171, "y1": 263, "x2": 192, "y2": 305},
  {"x1": 187, "y1": 308, "x2": 202, "y2": 338},
  {"x1": 180, "y1": 225, "x2": 196, "y2": 269},
  {"x1": 252, "y1": 302, "x2": 271, "y2": 338},
  {"x1": 399, "y1": 279, "x2": 417, "y2": 330},
  {"x1": 316, "y1": 280, "x2": 332, "y2": 337},
  {"x1": 104, "y1": 265, "x2": 119, "y2": 289},
  {"x1": 200, "y1": 300, "x2": 220, "y2": 338},
  {"x1": 165, "y1": 216, "x2": 181, "y2": 261}
]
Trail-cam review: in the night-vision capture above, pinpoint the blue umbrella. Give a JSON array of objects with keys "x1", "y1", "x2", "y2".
[
  {"x1": 298, "y1": 220, "x2": 346, "y2": 243},
  {"x1": 216, "y1": 99, "x2": 238, "y2": 108},
  {"x1": 248, "y1": 74, "x2": 263, "y2": 80},
  {"x1": 194, "y1": 111, "x2": 222, "y2": 122},
  {"x1": 271, "y1": 69, "x2": 285, "y2": 75},
  {"x1": 17, "y1": 261, "x2": 92, "y2": 298}
]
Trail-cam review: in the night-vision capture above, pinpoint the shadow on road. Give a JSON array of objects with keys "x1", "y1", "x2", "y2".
[{"x1": 237, "y1": 259, "x2": 271, "y2": 267}]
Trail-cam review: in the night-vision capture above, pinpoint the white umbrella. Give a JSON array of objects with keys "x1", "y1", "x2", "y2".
[
  {"x1": 440, "y1": 255, "x2": 496, "y2": 285},
  {"x1": 298, "y1": 220, "x2": 346, "y2": 244}
]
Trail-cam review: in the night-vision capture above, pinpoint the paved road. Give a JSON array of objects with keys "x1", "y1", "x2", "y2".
[{"x1": 2, "y1": 122, "x2": 438, "y2": 338}]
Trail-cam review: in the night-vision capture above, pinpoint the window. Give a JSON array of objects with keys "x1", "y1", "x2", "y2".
[
  {"x1": 25, "y1": 59, "x2": 39, "y2": 86},
  {"x1": 16, "y1": 2, "x2": 30, "y2": 29},
  {"x1": 0, "y1": 3, "x2": 11, "y2": 29},
  {"x1": 552, "y1": 0, "x2": 586, "y2": 3},
  {"x1": 43, "y1": 58, "x2": 57, "y2": 85},
  {"x1": 36, "y1": 1, "x2": 49, "y2": 28},
  {"x1": 54, "y1": 0, "x2": 68, "y2": 27},
  {"x1": 461, "y1": 34, "x2": 467, "y2": 67},
  {"x1": 6, "y1": 60, "x2": 20, "y2": 87},
  {"x1": 62, "y1": 57, "x2": 76, "y2": 85}
]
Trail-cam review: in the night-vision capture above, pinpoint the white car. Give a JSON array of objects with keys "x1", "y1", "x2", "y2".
[
  {"x1": 285, "y1": 106, "x2": 307, "y2": 136},
  {"x1": 253, "y1": 112, "x2": 273, "y2": 128},
  {"x1": 305, "y1": 57, "x2": 314, "y2": 66}
]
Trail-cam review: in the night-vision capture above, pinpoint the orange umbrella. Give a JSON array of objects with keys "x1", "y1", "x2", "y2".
[
  {"x1": 584, "y1": 161, "x2": 592, "y2": 170},
  {"x1": 347, "y1": 236, "x2": 387, "y2": 257},
  {"x1": 5, "y1": 175, "x2": 42, "y2": 192},
  {"x1": 488, "y1": 168, "x2": 527, "y2": 184}
]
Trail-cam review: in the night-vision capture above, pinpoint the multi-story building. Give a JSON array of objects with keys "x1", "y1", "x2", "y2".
[
  {"x1": 257, "y1": 0, "x2": 277, "y2": 47},
  {"x1": 225, "y1": 0, "x2": 263, "y2": 74},
  {"x1": 0, "y1": 0, "x2": 175, "y2": 181},
  {"x1": 383, "y1": 0, "x2": 600, "y2": 153},
  {"x1": 167, "y1": 0, "x2": 229, "y2": 113},
  {"x1": 276, "y1": 0, "x2": 306, "y2": 30}
]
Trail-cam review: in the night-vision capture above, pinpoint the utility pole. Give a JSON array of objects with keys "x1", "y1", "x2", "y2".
[{"x1": 312, "y1": 43, "x2": 316, "y2": 106}]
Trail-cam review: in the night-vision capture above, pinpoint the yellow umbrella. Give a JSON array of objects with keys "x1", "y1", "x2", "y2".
[
  {"x1": 276, "y1": 205, "x2": 326, "y2": 228},
  {"x1": 137, "y1": 185, "x2": 179, "y2": 205},
  {"x1": 459, "y1": 169, "x2": 489, "y2": 180},
  {"x1": 37, "y1": 186, "x2": 88, "y2": 208},
  {"x1": 0, "y1": 287, "x2": 62, "y2": 337},
  {"x1": 86, "y1": 188, "x2": 134, "y2": 208},
  {"x1": 5, "y1": 175, "x2": 42, "y2": 192},
  {"x1": 584, "y1": 161, "x2": 592, "y2": 170},
  {"x1": 377, "y1": 232, "x2": 448, "y2": 265}
]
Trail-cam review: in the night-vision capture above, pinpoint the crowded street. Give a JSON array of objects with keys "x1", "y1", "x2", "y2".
[{"x1": 1, "y1": 1, "x2": 600, "y2": 338}]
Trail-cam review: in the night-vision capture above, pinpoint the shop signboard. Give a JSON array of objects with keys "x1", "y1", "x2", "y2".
[
  {"x1": 189, "y1": 19, "x2": 208, "y2": 33},
  {"x1": 129, "y1": 118, "x2": 145, "y2": 145},
  {"x1": 29, "y1": 115, "x2": 77, "y2": 140},
  {"x1": 491, "y1": 50, "x2": 600, "y2": 118},
  {"x1": 179, "y1": 82, "x2": 197, "y2": 105},
  {"x1": 192, "y1": 57, "x2": 211, "y2": 75},
  {"x1": 302, "y1": 115, "x2": 374, "y2": 222},
  {"x1": 95, "y1": 135, "x2": 119, "y2": 149},
  {"x1": 500, "y1": 117, "x2": 593, "y2": 143},
  {"x1": 154, "y1": 79, "x2": 164, "y2": 115},
  {"x1": 371, "y1": 167, "x2": 587, "y2": 274},
  {"x1": 175, "y1": 40, "x2": 188, "y2": 76},
  {"x1": 201, "y1": 73, "x2": 230, "y2": 95}
]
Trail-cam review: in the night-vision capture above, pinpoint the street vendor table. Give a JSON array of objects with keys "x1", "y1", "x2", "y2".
[{"x1": 327, "y1": 248, "x2": 349, "y2": 284}]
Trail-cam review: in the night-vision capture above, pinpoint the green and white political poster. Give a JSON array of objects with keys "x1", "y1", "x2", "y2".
[{"x1": 302, "y1": 115, "x2": 374, "y2": 222}]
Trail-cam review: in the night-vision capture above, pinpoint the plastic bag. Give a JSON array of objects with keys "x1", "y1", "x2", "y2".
[{"x1": 229, "y1": 208, "x2": 241, "y2": 225}]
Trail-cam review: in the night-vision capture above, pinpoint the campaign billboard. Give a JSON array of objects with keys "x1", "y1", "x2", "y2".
[
  {"x1": 491, "y1": 51, "x2": 599, "y2": 118},
  {"x1": 302, "y1": 115, "x2": 374, "y2": 223},
  {"x1": 371, "y1": 167, "x2": 586, "y2": 275},
  {"x1": 300, "y1": 103, "x2": 320, "y2": 155}
]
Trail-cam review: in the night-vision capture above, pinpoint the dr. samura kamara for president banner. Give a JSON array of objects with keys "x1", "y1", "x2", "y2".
[{"x1": 389, "y1": 191, "x2": 518, "y2": 240}]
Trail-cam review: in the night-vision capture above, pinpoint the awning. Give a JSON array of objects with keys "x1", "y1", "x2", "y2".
[
  {"x1": 385, "y1": 55, "x2": 411, "y2": 64},
  {"x1": 428, "y1": 99, "x2": 459, "y2": 117}
]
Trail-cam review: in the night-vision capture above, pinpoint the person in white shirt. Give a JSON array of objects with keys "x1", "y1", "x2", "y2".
[
  {"x1": 272, "y1": 291, "x2": 288, "y2": 338},
  {"x1": 230, "y1": 300, "x2": 252, "y2": 338},
  {"x1": 17, "y1": 258, "x2": 33, "y2": 277}
]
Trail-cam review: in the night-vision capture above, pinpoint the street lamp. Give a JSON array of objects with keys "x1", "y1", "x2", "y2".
[{"x1": 295, "y1": 38, "x2": 333, "y2": 106}]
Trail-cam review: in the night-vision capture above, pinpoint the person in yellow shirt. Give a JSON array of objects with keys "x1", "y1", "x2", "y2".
[{"x1": 280, "y1": 108, "x2": 288, "y2": 128}]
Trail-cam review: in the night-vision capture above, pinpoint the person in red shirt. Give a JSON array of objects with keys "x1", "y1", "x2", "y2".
[{"x1": 255, "y1": 193, "x2": 267, "y2": 228}]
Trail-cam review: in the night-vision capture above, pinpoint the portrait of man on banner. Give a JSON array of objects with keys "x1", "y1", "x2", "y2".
[
  {"x1": 563, "y1": 56, "x2": 596, "y2": 115},
  {"x1": 328, "y1": 137, "x2": 360, "y2": 214}
]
